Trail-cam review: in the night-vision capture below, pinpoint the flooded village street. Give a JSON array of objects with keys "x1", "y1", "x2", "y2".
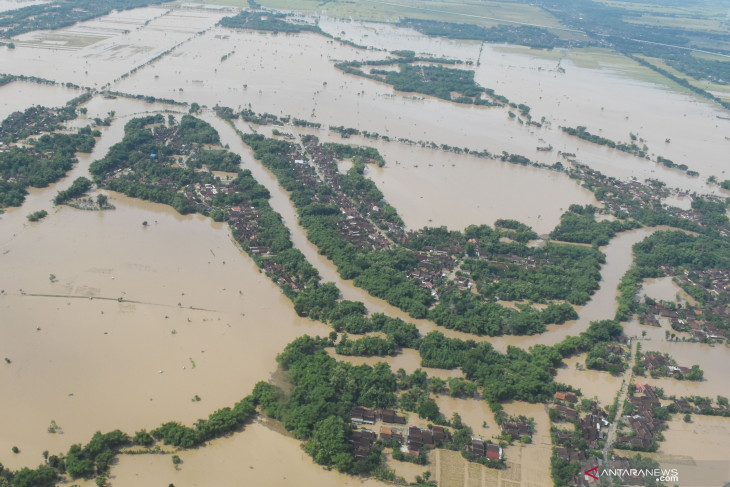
[{"x1": 1, "y1": 2, "x2": 730, "y2": 486}]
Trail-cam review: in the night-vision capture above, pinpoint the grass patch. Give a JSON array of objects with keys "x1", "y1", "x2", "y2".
[{"x1": 253, "y1": 0, "x2": 570, "y2": 34}]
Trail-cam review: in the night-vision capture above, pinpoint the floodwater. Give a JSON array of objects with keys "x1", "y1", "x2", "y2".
[
  {"x1": 1, "y1": 6, "x2": 226, "y2": 88},
  {"x1": 2, "y1": 3, "x2": 730, "y2": 485},
  {"x1": 500, "y1": 402, "x2": 552, "y2": 487},
  {"x1": 662, "y1": 194, "x2": 693, "y2": 211},
  {"x1": 111, "y1": 420, "x2": 389, "y2": 487},
  {"x1": 641, "y1": 276, "x2": 695, "y2": 305},
  {"x1": 627, "y1": 414, "x2": 730, "y2": 484},
  {"x1": 659, "y1": 414, "x2": 730, "y2": 462},
  {"x1": 0, "y1": 0, "x2": 48, "y2": 13},
  {"x1": 554, "y1": 356, "x2": 623, "y2": 405},
  {"x1": 624, "y1": 319, "x2": 730, "y2": 401},
  {"x1": 0, "y1": 178, "x2": 329, "y2": 471},
  {"x1": 327, "y1": 348, "x2": 462, "y2": 381},
  {"x1": 110, "y1": 21, "x2": 728, "y2": 195},
  {"x1": 489, "y1": 226, "x2": 670, "y2": 351},
  {"x1": 0, "y1": 81, "x2": 78, "y2": 121},
  {"x1": 435, "y1": 396, "x2": 500, "y2": 434},
  {"x1": 305, "y1": 129, "x2": 598, "y2": 234}
]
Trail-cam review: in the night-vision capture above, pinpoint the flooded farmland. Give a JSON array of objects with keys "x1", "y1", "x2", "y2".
[
  {"x1": 1, "y1": 2, "x2": 730, "y2": 486},
  {"x1": 0, "y1": 191, "x2": 333, "y2": 470}
]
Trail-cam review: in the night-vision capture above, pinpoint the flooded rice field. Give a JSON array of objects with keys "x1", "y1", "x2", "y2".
[
  {"x1": 1, "y1": 3, "x2": 729, "y2": 485},
  {"x1": 304, "y1": 129, "x2": 598, "y2": 234},
  {"x1": 0, "y1": 191, "x2": 329, "y2": 470},
  {"x1": 0, "y1": 0, "x2": 48, "y2": 12},
  {"x1": 554, "y1": 356, "x2": 623, "y2": 406},
  {"x1": 111, "y1": 23, "x2": 727, "y2": 194},
  {"x1": 0, "y1": 82, "x2": 78, "y2": 121},
  {"x1": 1, "y1": 6, "x2": 226, "y2": 88}
]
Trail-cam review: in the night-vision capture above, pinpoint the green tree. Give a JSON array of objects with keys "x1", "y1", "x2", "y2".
[
  {"x1": 304, "y1": 417, "x2": 350, "y2": 467},
  {"x1": 96, "y1": 193, "x2": 108, "y2": 208}
]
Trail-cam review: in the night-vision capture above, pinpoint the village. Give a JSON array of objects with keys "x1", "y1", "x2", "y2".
[
  {"x1": 639, "y1": 268, "x2": 729, "y2": 343},
  {"x1": 348, "y1": 405, "x2": 522, "y2": 467},
  {"x1": 567, "y1": 162, "x2": 730, "y2": 240},
  {"x1": 92, "y1": 116, "x2": 313, "y2": 292}
]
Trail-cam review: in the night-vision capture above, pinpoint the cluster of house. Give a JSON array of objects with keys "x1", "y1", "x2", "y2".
[
  {"x1": 572, "y1": 165, "x2": 671, "y2": 215},
  {"x1": 671, "y1": 396, "x2": 728, "y2": 416},
  {"x1": 0, "y1": 105, "x2": 67, "y2": 144},
  {"x1": 500, "y1": 419, "x2": 532, "y2": 440},
  {"x1": 553, "y1": 392, "x2": 580, "y2": 426},
  {"x1": 291, "y1": 139, "x2": 396, "y2": 252},
  {"x1": 407, "y1": 250, "x2": 457, "y2": 297},
  {"x1": 616, "y1": 384, "x2": 663, "y2": 450},
  {"x1": 553, "y1": 393, "x2": 610, "y2": 451},
  {"x1": 645, "y1": 298, "x2": 727, "y2": 342},
  {"x1": 193, "y1": 181, "x2": 232, "y2": 204},
  {"x1": 641, "y1": 352, "x2": 690, "y2": 378},
  {"x1": 580, "y1": 406, "x2": 610, "y2": 449},
  {"x1": 349, "y1": 406, "x2": 503, "y2": 462},
  {"x1": 465, "y1": 437, "x2": 502, "y2": 461},
  {"x1": 571, "y1": 164, "x2": 730, "y2": 238}
]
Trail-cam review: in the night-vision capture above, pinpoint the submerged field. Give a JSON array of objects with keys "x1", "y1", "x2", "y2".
[{"x1": 1, "y1": 1, "x2": 730, "y2": 486}]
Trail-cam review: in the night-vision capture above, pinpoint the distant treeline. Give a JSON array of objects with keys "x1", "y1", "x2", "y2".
[
  {"x1": 530, "y1": 0, "x2": 730, "y2": 92},
  {"x1": 0, "y1": 0, "x2": 168, "y2": 38},
  {"x1": 398, "y1": 18, "x2": 567, "y2": 50},
  {"x1": 335, "y1": 58, "x2": 516, "y2": 109},
  {"x1": 219, "y1": 10, "x2": 322, "y2": 34}
]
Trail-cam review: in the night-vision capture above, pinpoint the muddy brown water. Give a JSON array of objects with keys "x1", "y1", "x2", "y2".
[
  {"x1": 0, "y1": 189, "x2": 329, "y2": 472},
  {"x1": 641, "y1": 276, "x2": 697, "y2": 306},
  {"x1": 2, "y1": 5, "x2": 729, "y2": 484},
  {"x1": 110, "y1": 420, "x2": 390, "y2": 487},
  {"x1": 110, "y1": 21, "x2": 729, "y2": 196},
  {"x1": 0, "y1": 82, "x2": 78, "y2": 121}
]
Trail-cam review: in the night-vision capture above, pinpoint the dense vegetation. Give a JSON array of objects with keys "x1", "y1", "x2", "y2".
[
  {"x1": 219, "y1": 10, "x2": 323, "y2": 34},
  {"x1": 418, "y1": 319, "x2": 622, "y2": 404},
  {"x1": 550, "y1": 204, "x2": 640, "y2": 246},
  {"x1": 151, "y1": 396, "x2": 257, "y2": 448},
  {"x1": 241, "y1": 132, "x2": 434, "y2": 318},
  {"x1": 335, "y1": 58, "x2": 510, "y2": 108},
  {"x1": 561, "y1": 126, "x2": 649, "y2": 159},
  {"x1": 26, "y1": 209, "x2": 48, "y2": 222},
  {"x1": 633, "y1": 231, "x2": 730, "y2": 270},
  {"x1": 398, "y1": 18, "x2": 565, "y2": 50},
  {"x1": 189, "y1": 149, "x2": 241, "y2": 172},
  {"x1": 0, "y1": 128, "x2": 96, "y2": 209},
  {"x1": 429, "y1": 290, "x2": 578, "y2": 336},
  {"x1": 54, "y1": 176, "x2": 91, "y2": 205},
  {"x1": 254, "y1": 335, "x2": 394, "y2": 474}
]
